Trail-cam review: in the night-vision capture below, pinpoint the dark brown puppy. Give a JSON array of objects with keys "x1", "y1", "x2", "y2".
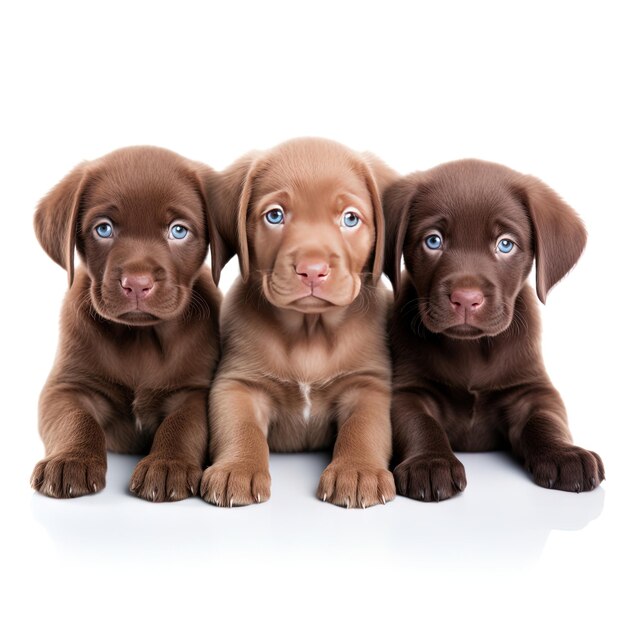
[
  {"x1": 31, "y1": 146, "x2": 222, "y2": 501},
  {"x1": 384, "y1": 159, "x2": 604, "y2": 501}
]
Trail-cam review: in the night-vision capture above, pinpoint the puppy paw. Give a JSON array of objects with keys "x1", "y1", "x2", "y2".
[
  {"x1": 200, "y1": 463, "x2": 271, "y2": 507},
  {"x1": 317, "y1": 462, "x2": 395, "y2": 508},
  {"x1": 31, "y1": 453, "x2": 106, "y2": 498},
  {"x1": 393, "y1": 454, "x2": 467, "y2": 502},
  {"x1": 130, "y1": 455, "x2": 202, "y2": 502},
  {"x1": 526, "y1": 445, "x2": 604, "y2": 492}
]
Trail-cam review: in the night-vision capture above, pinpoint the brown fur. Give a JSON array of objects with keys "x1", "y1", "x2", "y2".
[
  {"x1": 202, "y1": 138, "x2": 397, "y2": 508},
  {"x1": 31, "y1": 146, "x2": 222, "y2": 501},
  {"x1": 384, "y1": 159, "x2": 604, "y2": 500}
]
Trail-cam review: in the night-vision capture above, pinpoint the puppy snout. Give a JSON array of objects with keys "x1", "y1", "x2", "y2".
[
  {"x1": 121, "y1": 274, "x2": 154, "y2": 300},
  {"x1": 295, "y1": 259, "x2": 329, "y2": 288},
  {"x1": 450, "y1": 288, "x2": 484, "y2": 314}
]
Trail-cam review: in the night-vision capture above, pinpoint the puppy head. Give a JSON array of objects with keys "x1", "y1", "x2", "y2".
[
  {"x1": 35, "y1": 146, "x2": 222, "y2": 326},
  {"x1": 219, "y1": 138, "x2": 386, "y2": 314},
  {"x1": 384, "y1": 159, "x2": 586, "y2": 338}
]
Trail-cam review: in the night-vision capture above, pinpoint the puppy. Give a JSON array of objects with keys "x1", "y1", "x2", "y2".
[
  {"x1": 384, "y1": 159, "x2": 604, "y2": 500},
  {"x1": 31, "y1": 146, "x2": 222, "y2": 501},
  {"x1": 201, "y1": 138, "x2": 397, "y2": 508}
]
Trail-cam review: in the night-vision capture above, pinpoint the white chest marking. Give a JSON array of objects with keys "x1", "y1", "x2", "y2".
[{"x1": 299, "y1": 383, "x2": 312, "y2": 421}]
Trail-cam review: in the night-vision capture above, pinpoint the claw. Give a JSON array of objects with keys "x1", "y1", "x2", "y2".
[
  {"x1": 345, "y1": 498, "x2": 350, "y2": 509},
  {"x1": 92, "y1": 483, "x2": 98, "y2": 492},
  {"x1": 229, "y1": 497, "x2": 233, "y2": 508},
  {"x1": 256, "y1": 493, "x2": 261, "y2": 503},
  {"x1": 323, "y1": 492, "x2": 327, "y2": 502},
  {"x1": 68, "y1": 486, "x2": 72, "y2": 496}
]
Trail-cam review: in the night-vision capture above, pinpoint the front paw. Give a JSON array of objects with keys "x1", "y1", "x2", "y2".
[
  {"x1": 31, "y1": 453, "x2": 106, "y2": 498},
  {"x1": 526, "y1": 445, "x2": 605, "y2": 492},
  {"x1": 200, "y1": 462, "x2": 271, "y2": 507},
  {"x1": 130, "y1": 455, "x2": 202, "y2": 502},
  {"x1": 317, "y1": 462, "x2": 395, "y2": 508},
  {"x1": 394, "y1": 454, "x2": 467, "y2": 502}
]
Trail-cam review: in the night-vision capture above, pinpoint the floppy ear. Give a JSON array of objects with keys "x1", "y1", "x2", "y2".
[
  {"x1": 213, "y1": 153, "x2": 262, "y2": 282},
  {"x1": 515, "y1": 175, "x2": 587, "y2": 303},
  {"x1": 193, "y1": 164, "x2": 232, "y2": 286},
  {"x1": 356, "y1": 157, "x2": 390, "y2": 284},
  {"x1": 381, "y1": 174, "x2": 419, "y2": 295},
  {"x1": 34, "y1": 162, "x2": 90, "y2": 287}
]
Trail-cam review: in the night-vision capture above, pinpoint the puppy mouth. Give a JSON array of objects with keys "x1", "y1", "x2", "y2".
[
  {"x1": 263, "y1": 274, "x2": 358, "y2": 311},
  {"x1": 421, "y1": 302, "x2": 513, "y2": 339},
  {"x1": 91, "y1": 282, "x2": 188, "y2": 326}
]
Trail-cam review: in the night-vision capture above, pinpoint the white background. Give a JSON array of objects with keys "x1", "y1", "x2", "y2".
[{"x1": 1, "y1": 1, "x2": 624, "y2": 624}]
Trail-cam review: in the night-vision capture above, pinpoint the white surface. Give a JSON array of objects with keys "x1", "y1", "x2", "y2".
[{"x1": 1, "y1": 1, "x2": 624, "y2": 624}]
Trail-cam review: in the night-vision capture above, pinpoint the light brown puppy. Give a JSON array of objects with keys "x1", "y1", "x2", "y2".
[
  {"x1": 31, "y1": 146, "x2": 222, "y2": 501},
  {"x1": 202, "y1": 138, "x2": 397, "y2": 508}
]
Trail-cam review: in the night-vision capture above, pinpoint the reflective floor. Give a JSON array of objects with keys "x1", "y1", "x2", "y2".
[{"x1": 30, "y1": 451, "x2": 604, "y2": 566}]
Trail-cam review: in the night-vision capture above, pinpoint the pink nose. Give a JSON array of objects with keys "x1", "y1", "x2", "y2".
[
  {"x1": 295, "y1": 260, "x2": 329, "y2": 288},
  {"x1": 450, "y1": 288, "x2": 484, "y2": 313},
  {"x1": 121, "y1": 274, "x2": 154, "y2": 300}
]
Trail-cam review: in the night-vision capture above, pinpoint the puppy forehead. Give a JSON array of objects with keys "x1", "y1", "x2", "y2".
[
  {"x1": 415, "y1": 163, "x2": 530, "y2": 236},
  {"x1": 86, "y1": 148, "x2": 202, "y2": 214},
  {"x1": 255, "y1": 144, "x2": 370, "y2": 208}
]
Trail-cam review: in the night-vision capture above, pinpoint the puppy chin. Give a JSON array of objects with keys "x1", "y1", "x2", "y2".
[
  {"x1": 441, "y1": 324, "x2": 492, "y2": 339},
  {"x1": 113, "y1": 311, "x2": 163, "y2": 326}
]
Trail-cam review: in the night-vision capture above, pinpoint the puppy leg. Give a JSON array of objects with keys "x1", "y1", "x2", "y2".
[
  {"x1": 31, "y1": 387, "x2": 107, "y2": 498},
  {"x1": 130, "y1": 390, "x2": 208, "y2": 502},
  {"x1": 318, "y1": 383, "x2": 395, "y2": 508},
  {"x1": 201, "y1": 380, "x2": 271, "y2": 507},
  {"x1": 391, "y1": 391, "x2": 466, "y2": 502},
  {"x1": 507, "y1": 385, "x2": 604, "y2": 492}
]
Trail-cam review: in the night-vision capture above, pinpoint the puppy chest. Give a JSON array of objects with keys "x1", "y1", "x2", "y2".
[
  {"x1": 440, "y1": 388, "x2": 507, "y2": 451},
  {"x1": 299, "y1": 382, "x2": 313, "y2": 421},
  {"x1": 266, "y1": 382, "x2": 335, "y2": 452},
  {"x1": 130, "y1": 389, "x2": 168, "y2": 434}
]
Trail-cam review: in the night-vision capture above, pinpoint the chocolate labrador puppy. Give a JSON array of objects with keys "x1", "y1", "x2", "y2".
[
  {"x1": 384, "y1": 159, "x2": 604, "y2": 500},
  {"x1": 202, "y1": 137, "x2": 397, "y2": 508},
  {"x1": 31, "y1": 146, "x2": 222, "y2": 501}
]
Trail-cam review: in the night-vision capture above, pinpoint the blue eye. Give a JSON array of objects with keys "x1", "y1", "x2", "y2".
[
  {"x1": 264, "y1": 206, "x2": 284, "y2": 225},
  {"x1": 425, "y1": 233, "x2": 443, "y2": 250},
  {"x1": 342, "y1": 210, "x2": 360, "y2": 228},
  {"x1": 497, "y1": 238, "x2": 514, "y2": 253},
  {"x1": 95, "y1": 222, "x2": 113, "y2": 238},
  {"x1": 169, "y1": 224, "x2": 189, "y2": 240}
]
